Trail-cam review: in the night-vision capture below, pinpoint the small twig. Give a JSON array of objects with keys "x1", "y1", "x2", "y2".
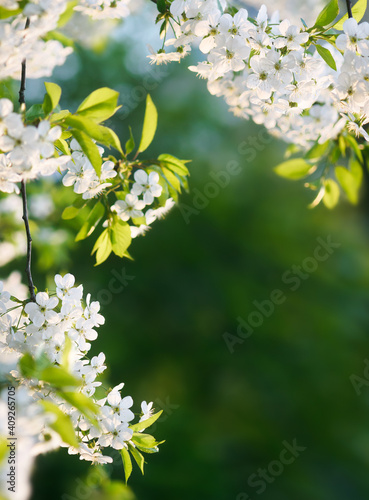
[
  {"x1": 18, "y1": 18, "x2": 30, "y2": 110},
  {"x1": 346, "y1": 0, "x2": 353, "y2": 18},
  {"x1": 18, "y1": 18, "x2": 36, "y2": 302},
  {"x1": 20, "y1": 181, "x2": 36, "y2": 302}
]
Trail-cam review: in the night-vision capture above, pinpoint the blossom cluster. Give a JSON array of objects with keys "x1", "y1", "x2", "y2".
[
  {"x1": 148, "y1": 1, "x2": 369, "y2": 149},
  {"x1": 0, "y1": 98, "x2": 68, "y2": 192},
  {"x1": 0, "y1": 0, "x2": 140, "y2": 81},
  {"x1": 62, "y1": 138, "x2": 176, "y2": 240},
  {"x1": 0, "y1": 273, "x2": 156, "y2": 499}
]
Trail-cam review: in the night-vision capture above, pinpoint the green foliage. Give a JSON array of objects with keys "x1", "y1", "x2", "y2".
[
  {"x1": 274, "y1": 158, "x2": 314, "y2": 180},
  {"x1": 43, "y1": 82, "x2": 62, "y2": 116},
  {"x1": 323, "y1": 178, "x2": 340, "y2": 208},
  {"x1": 75, "y1": 201, "x2": 105, "y2": 241},
  {"x1": 40, "y1": 401, "x2": 79, "y2": 448},
  {"x1": 313, "y1": 0, "x2": 339, "y2": 27},
  {"x1": 77, "y1": 87, "x2": 120, "y2": 123},
  {"x1": 315, "y1": 44, "x2": 337, "y2": 70},
  {"x1": 137, "y1": 94, "x2": 158, "y2": 154},
  {"x1": 333, "y1": 0, "x2": 367, "y2": 30}
]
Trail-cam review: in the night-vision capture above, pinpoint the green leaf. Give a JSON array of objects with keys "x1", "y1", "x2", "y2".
[
  {"x1": 335, "y1": 166, "x2": 359, "y2": 204},
  {"x1": 60, "y1": 391, "x2": 99, "y2": 426},
  {"x1": 65, "y1": 115, "x2": 123, "y2": 154},
  {"x1": 62, "y1": 206, "x2": 80, "y2": 220},
  {"x1": 40, "y1": 401, "x2": 79, "y2": 447},
  {"x1": 75, "y1": 201, "x2": 105, "y2": 241},
  {"x1": 157, "y1": 0, "x2": 167, "y2": 13},
  {"x1": 305, "y1": 140, "x2": 330, "y2": 160},
  {"x1": 40, "y1": 366, "x2": 81, "y2": 388},
  {"x1": 43, "y1": 82, "x2": 62, "y2": 116},
  {"x1": 54, "y1": 138, "x2": 71, "y2": 156},
  {"x1": 57, "y1": 0, "x2": 78, "y2": 27},
  {"x1": 111, "y1": 219, "x2": 132, "y2": 257},
  {"x1": 333, "y1": 0, "x2": 367, "y2": 29},
  {"x1": 125, "y1": 126, "x2": 135, "y2": 155},
  {"x1": 158, "y1": 154, "x2": 190, "y2": 176},
  {"x1": 61, "y1": 335, "x2": 73, "y2": 370},
  {"x1": 315, "y1": 44, "x2": 337, "y2": 70},
  {"x1": 131, "y1": 433, "x2": 161, "y2": 453},
  {"x1": 25, "y1": 104, "x2": 45, "y2": 123},
  {"x1": 128, "y1": 443, "x2": 145, "y2": 474},
  {"x1": 91, "y1": 228, "x2": 112, "y2": 266},
  {"x1": 314, "y1": 0, "x2": 339, "y2": 27},
  {"x1": 121, "y1": 447, "x2": 133, "y2": 484},
  {"x1": 345, "y1": 135, "x2": 363, "y2": 162},
  {"x1": 161, "y1": 166, "x2": 181, "y2": 192},
  {"x1": 44, "y1": 30, "x2": 75, "y2": 48},
  {"x1": 323, "y1": 178, "x2": 340, "y2": 208},
  {"x1": 77, "y1": 87, "x2": 120, "y2": 123},
  {"x1": 70, "y1": 129, "x2": 102, "y2": 176},
  {"x1": 274, "y1": 158, "x2": 314, "y2": 180},
  {"x1": 129, "y1": 410, "x2": 163, "y2": 433},
  {"x1": 350, "y1": 157, "x2": 363, "y2": 187},
  {"x1": 0, "y1": 7, "x2": 22, "y2": 19},
  {"x1": 138, "y1": 94, "x2": 158, "y2": 154},
  {"x1": 19, "y1": 353, "x2": 36, "y2": 378}
]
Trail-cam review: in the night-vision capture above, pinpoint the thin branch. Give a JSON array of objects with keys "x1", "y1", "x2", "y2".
[
  {"x1": 18, "y1": 18, "x2": 30, "y2": 110},
  {"x1": 346, "y1": 0, "x2": 353, "y2": 18},
  {"x1": 18, "y1": 18, "x2": 36, "y2": 301},
  {"x1": 20, "y1": 181, "x2": 36, "y2": 302}
]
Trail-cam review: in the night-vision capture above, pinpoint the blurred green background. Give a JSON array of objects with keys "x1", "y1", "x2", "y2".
[{"x1": 4, "y1": 4, "x2": 369, "y2": 499}]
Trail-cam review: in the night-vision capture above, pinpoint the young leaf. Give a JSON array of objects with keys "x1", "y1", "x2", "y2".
[
  {"x1": 121, "y1": 447, "x2": 133, "y2": 484},
  {"x1": 314, "y1": 0, "x2": 339, "y2": 27},
  {"x1": 25, "y1": 104, "x2": 45, "y2": 123},
  {"x1": 111, "y1": 219, "x2": 132, "y2": 258},
  {"x1": 55, "y1": 138, "x2": 71, "y2": 156},
  {"x1": 274, "y1": 158, "x2": 314, "y2": 180},
  {"x1": 62, "y1": 206, "x2": 80, "y2": 220},
  {"x1": 40, "y1": 366, "x2": 81, "y2": 388},
  {"x1": 335, "y1": 166, "x2": 360, "y2": 204},
  {"x1": 0, "y1": 7, "x2": 22, "y2": 19},
  {"x1": 77, "y1": 87, "x2": 120, "y2": 123},
  {"x1": 65, "y1": 115, "x2": 123, "y2": 154},
  {"x1": 75, "y1": 201, "x2": 105, "y2": 241},
  {"x1": 40, "y1": 401, "x2": 79, "y2": 448},
  {"x1": 161, "y1": 166, "x2": 181, "y2": 192},
  {"x1": 315, "y1": 44, "x2": 337, "y2": 70},
  {"x1": 132, "y1": 432, "x2": 159, "y2": 449},
  {"x1": 158, "y1": 154, "x2": 190, "y2": 176},
  {"x1": 43, "y1": 82, "x2": 62, "y2": 116},
  {"x1": 70, "y1": 129, "x2": 102, "y2": 176},
  {"x1": 128, "y1": 443, "x2": 145, "y2": 474},
  {"x1": 157, "y1": 0, "x2": 167, "y2": 13},
  {"x1": 350, "y1": 157, "x2": 363, "y2": 187},
  {"x1": 125, "y1": 126, "x2": 135, "y2": 155},
  {"x1": 323, "y1": 178, "x2": 340, "y2": 208},
  {"x1": 129, "y1": 410, "x2": 163, "y2": 432},
  {"x1": 91, "y1": 228, "x2": 113, "y2": 266},
  {"x1": 138, "y1": 94, "x2": 158, "y2": 154},
  {"x1": 333, "y1": 0, "x2": 367, "y2": 30},
  {"x1": 305, "y1": 141, "x2": 330, "y2": 160},
  {"x1": 60, "y1": 392, "x2": 99, "y2": 426},
  {"x1": 19, "y1": 353, "x2": 36, "y2": 378}
]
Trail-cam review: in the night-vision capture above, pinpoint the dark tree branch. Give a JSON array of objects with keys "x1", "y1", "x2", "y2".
[
  {"x1": 18, "y1": 18, "x2": 36, "y2": 301},
  {"x1": 20, "y1": 181, "x2": 36, "y2": 302},
  {"x1": 18, "y1": 18, "x2": 30, "y2": 109},
  {"x1": 346, "y1": 0, "x2": 353, "y2": 18}
]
